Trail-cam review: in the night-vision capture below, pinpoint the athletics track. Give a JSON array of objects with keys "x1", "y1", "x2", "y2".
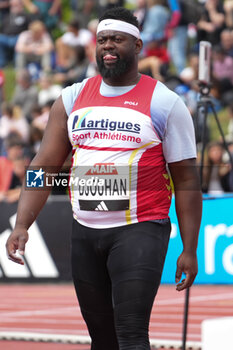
[{"x1": 1, "y1": 284, "x2": 233, "y2": 349}]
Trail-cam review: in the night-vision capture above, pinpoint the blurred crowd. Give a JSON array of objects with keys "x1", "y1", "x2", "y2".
[{"x1": 0, "y1": 0, "x2": 233, "y2": 202}]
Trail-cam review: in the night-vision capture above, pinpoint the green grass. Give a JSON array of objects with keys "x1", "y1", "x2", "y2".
[{"x1": 3, "y1": 65, "x2": 16, "y2": 102}]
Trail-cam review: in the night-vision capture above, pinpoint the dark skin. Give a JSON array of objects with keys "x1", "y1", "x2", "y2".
[
  {"x1": 6, "y1": 28, "x2": 202, "y2": 291},
  {"x1": 96, "y1": 30, "x2": 143, "y2": 86},
  {"x1": 6, "y1": 97, "x2": 71, "y2": 265},
  {"x1": 168, "y1": 160, "x2": 202, "y2": 291}
]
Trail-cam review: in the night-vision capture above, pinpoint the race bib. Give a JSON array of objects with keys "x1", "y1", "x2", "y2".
[{"x1": 70, "y1": 163, "x2": 130, "y2": 211}]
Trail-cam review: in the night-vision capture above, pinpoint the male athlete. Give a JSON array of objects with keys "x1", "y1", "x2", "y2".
[{"x1": 6, "y1": 7, "x2": 202, "y2": 350}]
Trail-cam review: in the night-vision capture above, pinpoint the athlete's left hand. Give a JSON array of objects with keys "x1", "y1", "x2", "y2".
[{"x1": 175, "y1": 251, "x2": 198, "y2": 291}]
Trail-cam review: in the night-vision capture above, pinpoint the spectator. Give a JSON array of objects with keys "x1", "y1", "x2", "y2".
[
  {"x1": 28, "y1": 101, "x2": 52, "y2": 157},
  {"x1": 226, "y1": 102, "x2": 233, "y2": 142},
  {"x1": 55, "y1": 18, "x2": 93, "y2": 70},
  {"x1": 223, "y1": 141, "x2": 233, "y2": 192},
  {"x1": 196, "y1": 0, "x2": 226, "y2": 46},
  {"x1": 15, "y1": 20, "x2": 54, "y2": 73},
  {"x1": 212, "y1": 45, "x2": 233, "y2": 95},
  {"x1": 166, "y1": 0, "x2": 182, "y2": 75},
  {"x1": 1, "y1": 131, "x2": 26, "y2": 158},
  {"x1": 0, "y1": 102, "x2": 29, "y2": 142},
  {"x1": 0, "y1": 69, "x2": 4, "y2": 105},
  {"x1": 85, "y1": 18, "x2": 99, "y2": 64},
  {"x1": 0, "y1": 139, "x2": 16, "y2": 197},
  {"x1": 38, "y1": 72, "x2": 62, "y2": 107},
  {"x1": 31, "y1": 99, "x2": 52, "y2": 131},
  {"x1": 138, "y1": 55, "x2": 165, "y2": 81},
  {"x1": 0, "y1": 0, "x2": 10, "y2": 24},
  {"x1": 61, "y1": 18, "x2": 93, "y2": 47},
  {"x1": 138, "y1": 0, "x2": 170, "y2": 80},
  {"x1": 0, "y1": 0, "x2": 29, "y2": 68},
  {"x1": 87, "y1": 17, "x2": 99, "y2": 38},
  {"x1": 175, "y1": 60, "x2": 199, "y2": 115},
  {"x1": 202, "y1": 141, "x2": 230, "y2": 193},
  {"x1": 54, "y1": 45, "x2": 96, "y2": 87},
  {"x1": 0, "y1": 134, "x2": 30, "y2": 202},
  {"x1": 74, "y1": 0, "x2": 97, "y2": 29},
  {"x1": 224, "y1": 0, "x2": 233, "y2": 29},
  {"x1": 140, "y1": 0, "x2": 170, "y2": 47},
  {"x1": 4, "y1": 153, "x2": 29, "y2": 202},
  {"x1": 0, "y1": 154, "x2": 13, "y2": 198},
  {"x1": 29, "y1": 104, "x2": 43, "y2": 153},
  {"x1": 220, "y1": 29, "x2": 233, "y2": 58},
  {"x1": 179, "y1": 51, "x2": 199, "y2": 89},
  {"x1": 167, "y1": 0, "x2": 202, "y2": 75},
  {"x1": 164, "y1": 52, "x2": 199, "y2": 117},
  {"x1": 11, "y1": 69, "x2": 38, "y2": 121},
  {"x1": 97, "y1": 0, "x2": 125, "y2": 16},
  {"x1": 0, "y1": 134, "x2": 24, "y2": 197},
  {"x1": 133, "y1": 0, "x2": 147, "y2": 31},
  {"x1": 22, "y1": 0, "x2": 61, "y2": 30}
]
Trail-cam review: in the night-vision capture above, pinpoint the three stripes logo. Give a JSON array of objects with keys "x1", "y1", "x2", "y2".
[
  {"x1": 95, "y1": 201, "x2": 109, "y2": 211},
  {"x1": 77, "y1": 163, "x2": 130, "y2": 211}
]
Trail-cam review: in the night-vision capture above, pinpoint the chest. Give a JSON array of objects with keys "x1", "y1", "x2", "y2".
[{"x1": 68, "y1": 105, "x2": 160, "y2": 150}]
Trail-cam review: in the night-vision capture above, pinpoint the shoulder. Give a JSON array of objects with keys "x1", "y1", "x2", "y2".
[
  {"x1": 150, "y1": 80, "x2": 187, "y2": 139},
  {"x1": 152, "y1": 80, "x2": 180, "y2": 111},
  {"x1": 61, "y1": 78, "x2": 90, "y2": 116}
]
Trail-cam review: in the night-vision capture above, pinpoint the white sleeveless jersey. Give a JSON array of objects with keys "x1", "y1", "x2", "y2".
[{"x1": 65, "y1": 74, "x2": 196, "y2": 228}]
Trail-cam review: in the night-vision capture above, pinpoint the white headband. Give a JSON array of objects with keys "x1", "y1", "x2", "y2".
[{"x1": 97, "y1": 19, "x2": 140, "y2": 39}]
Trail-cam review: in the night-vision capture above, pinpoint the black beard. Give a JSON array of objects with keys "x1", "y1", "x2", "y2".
[{"x1": 96, "y1": 55, "x2": 133, "y2": 79}]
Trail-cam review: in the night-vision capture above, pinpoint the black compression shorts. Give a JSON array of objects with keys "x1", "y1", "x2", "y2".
[{"x1": 71, "y1": 219, "x2": 171, "y2": 350}]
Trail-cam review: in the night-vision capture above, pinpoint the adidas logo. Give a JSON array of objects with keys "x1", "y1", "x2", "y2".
[{"x1": 95, "y1": 201, "x2": 109, "y2": 211}]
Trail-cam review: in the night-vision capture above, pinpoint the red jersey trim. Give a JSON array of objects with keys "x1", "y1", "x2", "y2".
[
  {"x1": 77, "y1": 144, "x2": 138, "y2": 152},
  {"x1": 71, "y1": 74, "x2": 158, "y2": 117}
]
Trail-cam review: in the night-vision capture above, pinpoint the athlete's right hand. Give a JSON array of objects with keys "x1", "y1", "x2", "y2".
[{"x1": 6, "y1": 228, "x2": 29, "y2": 265}]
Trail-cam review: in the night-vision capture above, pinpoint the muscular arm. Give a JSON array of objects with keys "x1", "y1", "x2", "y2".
[
  {"x1": 6, "y1": 96, "x2": 71, "y2": 264},
  {"x1": 168, "y1": 158, "x2": 202, "y2": 291}
]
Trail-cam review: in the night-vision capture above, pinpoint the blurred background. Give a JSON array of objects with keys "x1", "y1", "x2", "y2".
[{"x1": 1, "y1": 1, "x2": 233, "y2": 349}]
